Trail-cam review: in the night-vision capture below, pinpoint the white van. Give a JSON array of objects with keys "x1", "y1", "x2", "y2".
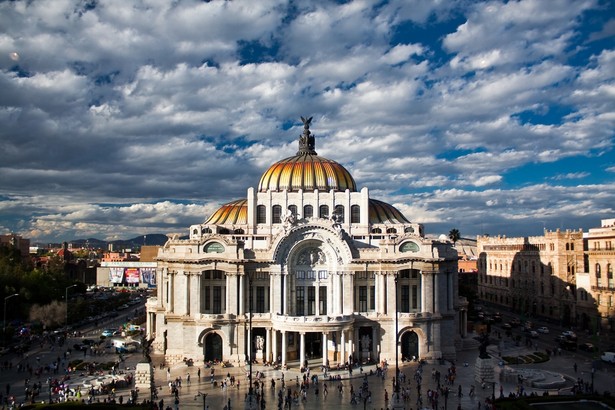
[{"x1": 600, "y1": 351, "x2": 615, "y2": 363}]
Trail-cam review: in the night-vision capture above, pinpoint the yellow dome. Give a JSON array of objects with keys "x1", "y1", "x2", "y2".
[
  {"x1": 368, "y1": 199, "x2": 410, "y2": 224},
  {"x1": 258, "y1": 116, "x2": 357, "y2": 193},
  {"x1": 205, "y1": 199, "x2": 247, "y2": 225}
]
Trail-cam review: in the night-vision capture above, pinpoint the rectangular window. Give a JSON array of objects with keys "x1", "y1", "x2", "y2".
[
  {"x1": 256, "y1": 205, "x2": 266, "y2": 224},
  {"x1": 319, "y1": 286, "x2": 327, "y2": 315},
  {"x1": 307, "y1": 270, "x2": 315, "y2": 280},
  {"x1": 359, "y1": 286, "x2": 368, "y2": 312},
  {"x1": 319, "y1": 270, "x2": 328, "y2": 279},
  {"x1": 296, "y1": 287, "x2": 304, "y2": 316},
  {"x1": 412, "y1": 285, "x2": 418, "y2": 309},
  {"x1": 296, "y1": 270, "x2": 305, "y2": 279},
  {"x1": 256, "y1": 286, "x2": 265, "y2": 312},
  {"x1": 308, "y1": 286, "x2": 315, "y2": 315},
  {"x1": 204, "y1": 286, "x2": 210, "y2": 310},
  {"x1": 401, "y1": 285, "x2": 410, "y2": 312},
  {"x1": 213, "y1": 286, "x2": 222, "y2": 314},
  {"x1": 370, "y1": 286, "x2": 375, "y2": 310}
]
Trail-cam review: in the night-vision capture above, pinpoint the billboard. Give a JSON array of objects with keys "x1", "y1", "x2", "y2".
[{"x1": 108, "y1": 267, "x2": 157, "y2": 287}]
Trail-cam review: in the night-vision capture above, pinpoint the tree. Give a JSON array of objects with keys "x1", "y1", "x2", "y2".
[{"x1": 448, "y1": 228, "x2": 461, "y2": 246}]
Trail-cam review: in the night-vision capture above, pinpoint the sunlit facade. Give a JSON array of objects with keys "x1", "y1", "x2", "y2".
[{"x1": 146, "y1": 119, "x2": 462, "y2": 367}]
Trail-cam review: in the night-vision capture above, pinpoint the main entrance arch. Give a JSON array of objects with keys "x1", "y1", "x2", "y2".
[
  {"x1": 204, "y1": 333, "x2": 223, "y2": 361},
  {"x1": 401, "y1": 331, "x2": 419, "y2": 361}
]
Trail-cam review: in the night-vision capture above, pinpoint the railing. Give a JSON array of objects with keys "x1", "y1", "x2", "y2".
[{"x1": 273, "y1": 314, "x2": 353, "y2": 324}]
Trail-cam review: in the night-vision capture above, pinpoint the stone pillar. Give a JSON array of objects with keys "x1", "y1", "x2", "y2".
[
  {"x1": 239, "y1": 274, "x2": 245, "y2": 315},
  {"x1": 266, "y1": 328, "x2": 272, "y2": 363},
  {"x1": 135, "y1": 362, "x2": 153, "y2": 392},
  {"x1": 272, "y1": 329, "x2": 278, "y2": 364},
  {"x1": 300, "y1": 332, "x2": 306, "y2": 370},
  {"x1": 281, "y1": 331, "x2": 287, "y2": 366},
  {"x1": 315, "y1": 283, "x2": 320, "y2": 316},
  {"x1": 344, "y1": 272, "x2": 354, "y2": 315},
  {"x1": 283, "y1": 274, "x2": 288, "y2": 315},
  {"x1": 340, "y1": 330, "x2": 346, "y2": 364},
  {"x1": 421, "y1": 271, "x2": 431, "y2": 313},
  {"x1": 434, "y1": 271, "x2": 440, "y2": 314},
  {"x1": 322, "y1": 332, "x2": 328, "y2": 366},
  {"x1": 337, "y1": 272, "x2": 344, "y2": 314},
  {"x1": 169, "y1": 272, "x2": 175, "y2": 313},
  {"x1": 185, "y1": 273, "x2": 191, "y2": 316}
]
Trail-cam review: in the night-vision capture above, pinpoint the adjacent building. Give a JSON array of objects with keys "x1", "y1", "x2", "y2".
[
  {"x1": 586, "y1": 218, "x2": 615, "y2": 331},
  {"x1": 146, "y1": 119, "x2": 463, "y2": 367}
]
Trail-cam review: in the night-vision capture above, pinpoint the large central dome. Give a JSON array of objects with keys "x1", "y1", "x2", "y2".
[{"x1": 258, "y1": 117, "x2": 357, "y2": 193}]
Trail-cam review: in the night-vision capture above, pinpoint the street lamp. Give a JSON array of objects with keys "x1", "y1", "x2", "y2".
[
  {"x1": 65, "y1": 284, "x2": 78, "y2": 328},
  {"x1": 246, "y1": 271, "x2": 256, "y2": 409},
  {"x1": 3, "y1": 293, "x2": 19, "y2": 345},
  {"x1": 195, "y1": 392, "x2": 207, "y2": 409},
  {"x1": 393, "y1": 272, "x2": 401, "y2": 408}
]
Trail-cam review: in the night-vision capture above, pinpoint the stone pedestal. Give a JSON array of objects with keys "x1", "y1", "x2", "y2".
[
  {"x1": 474, "y1": 356, "x2": 495, "y2": 384},
  {"x1": 135, "y1": 362, "x2": 153, "y2": 392},
  {"x1": 256, "y1": 350, "x2": 264, "y2": 362},
  {"x1": 361, "y1": 349, "x2": 370, "y2": 362}
]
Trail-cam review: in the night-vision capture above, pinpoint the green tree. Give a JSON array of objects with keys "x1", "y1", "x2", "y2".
[{"x1": 448, "y1": 228, "x2": 461, "y2": 246}]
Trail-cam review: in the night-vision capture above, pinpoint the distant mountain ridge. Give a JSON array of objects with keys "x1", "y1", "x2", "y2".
[{"x1": 34, "y1": 234, "x2": 169, "y2": 249}]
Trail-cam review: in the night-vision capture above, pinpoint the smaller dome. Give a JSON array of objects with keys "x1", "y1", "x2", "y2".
[
  {"x1": 205, "y1": 199, "x2": 247, "y2": 225},
  {"x1": 369, "y1": 199, "x2": 410, "y2": 224}
]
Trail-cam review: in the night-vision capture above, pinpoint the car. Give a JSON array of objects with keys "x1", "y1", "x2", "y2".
[
  {"x1": 579, "y1": 343, "x2": 596, "y2": 352},
  {"x1": 503, "y1": 323, "x2": 512, "y2": 330},
  {"x1": 102, "y1": 329, "x2": 118, "y2": 337},
  {"x1": 601, "y1": 352, "x2": 615, "y2": 363},
  {"x1": 562, "y1": 330, "x2": 577, "y2": 339},
  {"x1": 537, "y1": 327, "x2": 549, "y2": 334},
  {"x1": 510, "y1": 318, "x2": 521, "y2": 327},
  {"x1": 529, "y1": 330, "x2": 539, "y2": 338}
]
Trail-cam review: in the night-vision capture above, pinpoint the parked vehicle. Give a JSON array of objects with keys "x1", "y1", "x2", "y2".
[
  {"x1": 579, "y1": 343, "x2": 596, "y2": 352},
  {"x1": 601, "y1": 352, "x2": 615, "y2": 363},
  {"x1": 102, "y1": 329, "x2": 118, "y2": 337},
  {"x1": 529, "y1": 330, "x2": 539, "y2": 338},
  {"x1": 562, "y1": 330, "x2": 577, "y2": 340},
  {"x1": 537, "y1": 326, "x2": 549, "y2": 334}
]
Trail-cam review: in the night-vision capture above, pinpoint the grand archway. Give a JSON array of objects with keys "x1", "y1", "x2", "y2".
[
  {"x1": 401, "y1": 331, "x2": 419, "y2": 361},
  {"x1": 204, "y1": 333, "x2": 223, "y2": 361}
]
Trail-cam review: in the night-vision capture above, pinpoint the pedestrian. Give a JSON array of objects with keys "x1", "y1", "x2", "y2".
[{"x1": 198, "y1": 368, "x2": 201, "y2": 381}]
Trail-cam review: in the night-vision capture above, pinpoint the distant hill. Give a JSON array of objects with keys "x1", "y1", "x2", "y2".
[{"x1": 64, "y1": 234, "x2": 169, "y2": 249}]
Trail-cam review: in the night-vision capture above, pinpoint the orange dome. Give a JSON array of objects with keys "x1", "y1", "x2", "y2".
[
  {"x1": 368, "y1": 199, "x2": 410, "y2": 224},
  {"x1": 205, "y1": 199, "x2": 247, "y2": 225},
  {"x1": 258, "y1": 116, "x2": 357, "y2": 193}
]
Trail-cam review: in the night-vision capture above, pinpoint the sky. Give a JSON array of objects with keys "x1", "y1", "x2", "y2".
[{"x1": 0, "y1": 0, "x2": 614, "y2": 245}]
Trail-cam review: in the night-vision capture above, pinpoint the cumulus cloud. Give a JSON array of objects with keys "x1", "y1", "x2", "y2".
[{"x1": 0, "y1": 0, "x2": 613, "y2": 242}]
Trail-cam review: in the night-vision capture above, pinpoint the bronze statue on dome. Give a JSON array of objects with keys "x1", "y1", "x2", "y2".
[{"x1": 298, "y1": 116, "x2": 317, "y2": 155}]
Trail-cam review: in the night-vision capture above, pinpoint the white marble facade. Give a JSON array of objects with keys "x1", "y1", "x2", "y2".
[{"x1": 146, "y1": 119, "x2": 463, "y2": 367}]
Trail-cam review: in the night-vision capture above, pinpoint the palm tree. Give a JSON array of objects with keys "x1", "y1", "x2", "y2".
[{"x1": 448, "y1": 228, "x2": 461, "y2": 246}]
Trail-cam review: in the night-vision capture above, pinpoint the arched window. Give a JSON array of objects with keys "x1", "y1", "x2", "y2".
[
  {"x1": 334, "y1": 205, "x2": 344, "y2": 223},
  {"x1": 204, "y1": 242, "x2": 224, "y2": 253},
  {"x1": 303, "y1": 205, "x2": 313, "y2": 219},
  {"x1": 319, "y1": 205, "x2": 329, "y2": 218},
  {"x1": 566, "y1": 243, "x2": 570, "y2": 251},
  {"x1": 351, "y1": 205, "x2": 360, "y2": 223},
  {"x1": 371, "y1": 227, "x2": 382, "y2": 234},
  {"x1": 234, "y1": 229, "x2": 244, "y2": 234},
  {"x1": 256, "y1": 205, "x2": 266, "y2": 224},
  {"x1": 387, "y1": 228, "x2": 397, "y2": 234},
  {"x1": 596, "y1": 263, "x2": 601, "y2": 278},
  {"x1": 288, "y1": 205, "x2": 297, "y2": 217},
  {"x1": 272, "y1": 205, "x2": 282, "y2": 223},
  {"x1": 608, "y1": 264, "x2": 613, "y2": 279}
]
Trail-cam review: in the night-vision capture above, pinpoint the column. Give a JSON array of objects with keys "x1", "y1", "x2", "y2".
[
  {"x1": 300, "y1": 332, "x2": 306, "y2": 369},
  {"x1": 185, "y1": 273, "x2": 190, "y2": 316},
  {"x1": 266, "y1": 328, "x2": 272, "y2": 363},
  {"x1": 433, "y1": 271, "x2": 440, "y2": 314},
  {"x1": 315, "y1": 283, "x2": 320, "y2": 316},
  {"x1": 169, "y1": 272, "x2": 175, "y2": 313},
  {"x1": 146, "y1": 312, "x2": 152, "y2": 339},
  {"x1": 283, "y1": 274, "x2": 288, "y2": 315},
  {"x1": 338, "y1": 272, "x2": 344, "y2": 314},
  {"x1": 272, "y1": 329, "x2": 278, "y2": 363},
  {"x1": 344, "y1": 272, "x2": 354, "y2": 315},
  {"x1": 340, "y1": 330, "x2": 346, "y2": 364},
  {"x1": 386, "y1": 272, "x2": 396, "y2": 318},
  {"x1": 281, "y1": 331, "x2": 287, "y2": 366},
  {"x1": 239, "y1": 274, "x2": 244, "y2": 315},
  {"x1": 322, "y1": 332, "x2": 328, "y2": 366},
  {"x1": 421, "y1": 271, "x2": 430, "y2": 313}
]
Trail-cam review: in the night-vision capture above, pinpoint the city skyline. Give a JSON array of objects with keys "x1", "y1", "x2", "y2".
[{"x1": 1, "y1": 0, "x2": 614, "y2": 243}]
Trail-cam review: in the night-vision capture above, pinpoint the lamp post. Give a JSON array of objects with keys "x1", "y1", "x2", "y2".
[
  {"x1": 246, "y1": 271, "x2": 256, "y2": 409},
  {"x1": 65, "y1": 284, "x2": 78, "y2": 328},
  {"x1": 3, "y1": 293, "x2": 19, "y2": 346},
  {"x1": 393, "y1": 272, "x2": 402, "y2": 408},
  {"x1": 195, "y1": 392, "x2": 207, "y2": 409},
  {"x1": 591, "y1": 367, "x2": 595, "y2": 393}
]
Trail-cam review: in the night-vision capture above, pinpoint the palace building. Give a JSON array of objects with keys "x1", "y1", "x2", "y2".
[{"x1": 145, "y1": 118, "x2": 463, "y2": 367}]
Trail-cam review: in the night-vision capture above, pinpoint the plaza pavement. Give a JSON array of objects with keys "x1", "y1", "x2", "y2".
[{"x1": 1, "y1": 331, "x2": 613, "y2": 409}]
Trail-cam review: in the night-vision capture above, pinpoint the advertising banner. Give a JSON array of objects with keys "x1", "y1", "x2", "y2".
[
  {"x1": 125, "y1": 268, "x2": 140, "y2": 284},
  {"x1": 140, "y1": 267, "x2": 157, "y2": 288},
  {"x1": 109, "y1": 267, "x2": 124, "y2": 283}
]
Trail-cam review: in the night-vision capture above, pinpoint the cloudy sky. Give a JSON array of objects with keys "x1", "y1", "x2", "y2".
[{"x1": 1, "y1": 0, "x2": 614, "y2": 244}]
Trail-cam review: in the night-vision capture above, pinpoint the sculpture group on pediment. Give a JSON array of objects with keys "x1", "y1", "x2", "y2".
[{"x1": 297, "y1": 247, "x2": 327, "y2": 266}]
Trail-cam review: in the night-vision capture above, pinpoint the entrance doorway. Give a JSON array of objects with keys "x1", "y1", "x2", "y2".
[
  {"x1": 204, "y1": 333, "x2": 222, "y2": 361},
  {"x1": 401, "y1": 331, "x2": 419, "y2": 361},
  {"x1": 304, "y1": 332, "x2": 322, "y2": 359}
]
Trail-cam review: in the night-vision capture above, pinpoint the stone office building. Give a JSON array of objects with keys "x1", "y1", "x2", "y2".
[{"x1": 146, "y1": 118, "x2": 462, "y2": 367}]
